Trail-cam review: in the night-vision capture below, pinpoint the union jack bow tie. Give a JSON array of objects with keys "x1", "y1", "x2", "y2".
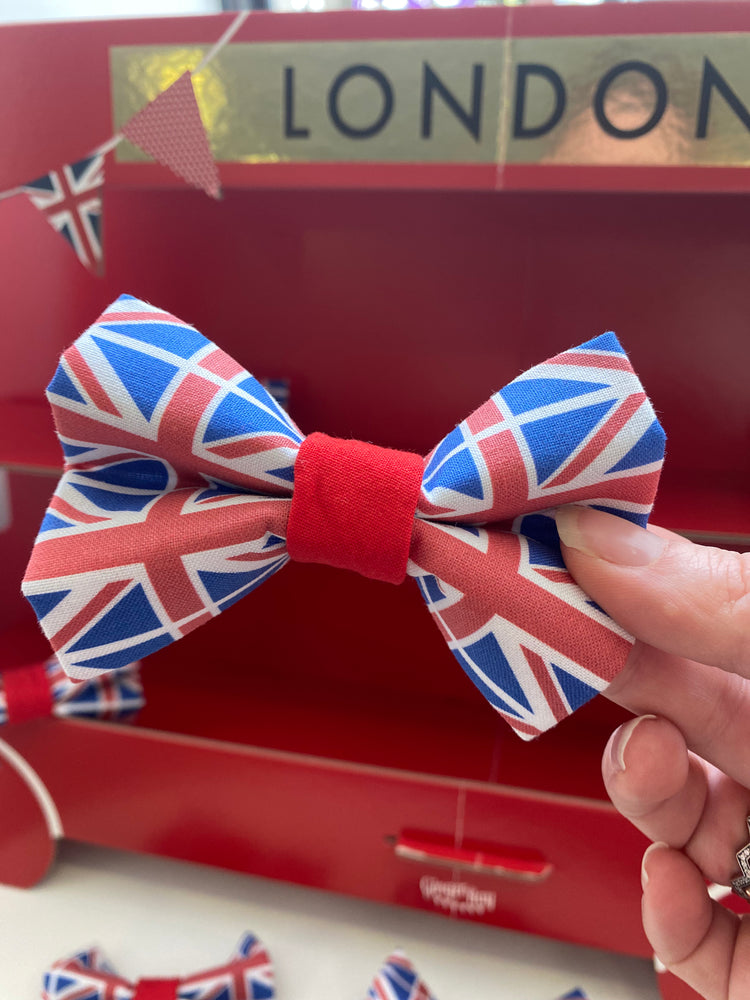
[
  {"x1": 0, "y1": 655, "x2": 143, "y2": 726},
  {"x1": 367, "y1": 950, "x2": 436, "y2": 999},
  {"x1": 22, "y1": 296, "x2": 664, "y2": 739},
  {"x1": 42, "y1": 933, "x2": 274, "y2": 1000}
]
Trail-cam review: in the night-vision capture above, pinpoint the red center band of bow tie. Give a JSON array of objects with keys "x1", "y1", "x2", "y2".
[
  {"x1": 132, "y1": 979, "x2": 181, "y2": 1000},
  {"x1": 286, "y1": 432, "x2": 425, "y2": 585},
  {"x1": 3, "y1": 664, "x2": 54, "y2": 724}
]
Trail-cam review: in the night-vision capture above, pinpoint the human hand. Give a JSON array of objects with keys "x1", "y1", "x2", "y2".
[{"x1": 556, "y1": 505, "x2": 750, "y2": 1000}]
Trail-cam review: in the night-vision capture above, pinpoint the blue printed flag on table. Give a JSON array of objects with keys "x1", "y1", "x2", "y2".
[{"x1": 22, "y1": 295, "x2": 664, "y2": 739}]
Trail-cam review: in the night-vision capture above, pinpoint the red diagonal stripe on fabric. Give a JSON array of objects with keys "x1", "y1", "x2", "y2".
[
  {"x1": 63, "y1": 346, "x2": 122, "y2": 417},
  {"x1": 100, "y1": 311, "x2": 188, "y2": 325},
  {"x1": 51, "y1": 579, "x2": 130, "y2": 650},
  {"x1": 50, "y1": 495, "x2": 110, "y2": 524},
  {"x1": 544, "y1": 392, "x2": 646, "y2": 488},
  {"x1": 411, "y1": 522, "x2": 629, "y2": 684},
  {"x1": 206, "y1": 433, "x2": 298, "y2": 460},
  {"x1": 547, "y1": 352, "x2": 634, "y2": 371},
  {"x1": 521, "y1": 646, "x2": 568, "y2": 723}
]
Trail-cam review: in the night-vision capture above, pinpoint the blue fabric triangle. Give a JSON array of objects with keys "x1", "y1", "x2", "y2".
[
  {"x1": 458, "y1": 632, "x2": 532, "y2": 714},
  {"x1": 519, "y1": 513, "x2": 565, "y2": 568},
  {"x1": 62, "y1": 441, "x2": 95, "y2": 457},
  {"x1": 263, "y1": 534, "x2": 285, "y2": 548},
  {"x1": 69, "y1": 583, "x2": 162, "y2": 652},
  {"x1": 204, "y1": 393, "x2": 301, "y2": 444},
  {"x1": 78, "y1": 459, "x2": 168, "y2": 492},
  {"x1": 424, "y1": 446, "x2": 484, "y2": 500},
  {"x1": 418, "y1": 574, "x2": 445, "y2": 604},
  {"x1": 424, "y1": 425, "x2": 463, "y2": 481},
  {"x1": 48, "y1": 364, "x2": 85, "y2": 404},
  {"x1": 521, "y1": 399, "x2": 616, "y2": 484},
  {"x1": 71, "y1": 482, "x2": 157, "y2": 512},
  {"x1": 500, "y1": 377, "x2": 607, "y2": 416},
  {"x1": 98, "y1": 321, "x2": 207, "y2": 361},
  {"x1": 71, "y1": 632, "x2": 172, "y2": 674},
  {"x1": 26, "y1": 589, "x2": 70, "y2": 620},
  {"x1": 551, "y1": 663, "x2": 598, "y2": 711},
  {"x1": 267, "y1": 465, "x2": 295, "y2": 483},
  {"x1": 254, "y1": 984, "x2": 274, "y2": 999},
  {"x1": 606, "y1": 418, "x2": 665, "y2": 473},
  {"x1": 580, "y1": 331, "x2": 624, "y2": 355},
  {"x1": 591, "y1": 504, "x2": 648, "y2": 528},
  {"x1": 92, "y1": 336, "x2": 178, "y2": 420},
  {"x1": 40, "y1": 512, "x2": 72, "y2": 533},
  {"x1": 385, "y1": 968, "x2": 417, "y2": 1000},
  {"x1": 199, "y1": 565, "x2": 275, "y2": 604}
]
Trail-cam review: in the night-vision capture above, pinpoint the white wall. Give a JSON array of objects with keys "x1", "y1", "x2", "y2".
[{"x1": 0, "y1": 0, "x2": 221, "y2": 23}]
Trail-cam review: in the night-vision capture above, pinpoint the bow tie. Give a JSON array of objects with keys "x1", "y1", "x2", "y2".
[
  {"x1": 22, "y1": 295, "x2": 664, "y2": 739},
  {"x1": 0, "y1": 656, "x2": 143, "y2": 726},
  {"x1": 42, "y1": 934, "x2": 274, "y2": 1000}
]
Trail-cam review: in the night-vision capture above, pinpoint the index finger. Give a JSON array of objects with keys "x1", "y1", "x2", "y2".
[{"x1": 556, "y1": 506, "x2": 750, "y2": 678}]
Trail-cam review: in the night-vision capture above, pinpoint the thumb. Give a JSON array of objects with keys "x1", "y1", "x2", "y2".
[{"x1": 555, "y1": 506, "x2": 750, "y2": 675}]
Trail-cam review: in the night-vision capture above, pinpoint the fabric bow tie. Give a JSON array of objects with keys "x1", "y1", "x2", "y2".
[
  {"x1": 22, "y1": 295, "x2": 664, "y2": 739},
  {"x1": 0, "y1": 655, "x2": 143, "y2": 726},
  {"x1": 42, "y1": 934, "x2": 274, "y2": 1000}
]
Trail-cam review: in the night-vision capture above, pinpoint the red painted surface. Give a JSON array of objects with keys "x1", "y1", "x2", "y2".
[
  {"x1": 0, "y1": 733, "x2": 55, "y2": 887},
  {"x1": 0, "y1": 7, "x2": 748, "y2": 986}
]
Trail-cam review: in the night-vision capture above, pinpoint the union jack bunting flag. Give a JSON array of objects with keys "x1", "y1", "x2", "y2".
[
  {"x1": 22, "y1": 152, "x2": 104, "y2": 273},
  {"x1": 43, "y1": 933, "x2": 274, "y2": 1000},
  {"x1": 23, "y1": 295, "x2": 664, "y2": 738},
  {"x1": 0, "y1": 656, "x2": 143, "y2": 726},
  {"x1": 366, "y1": 950, "x2": 435, "y2": 1000},
  {"x1": 557, "y1": 991, "x2": 589, "y2": 999}
]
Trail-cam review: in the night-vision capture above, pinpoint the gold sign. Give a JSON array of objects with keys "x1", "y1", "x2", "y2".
[{"x1": 111, "y1": 34, "x2": 750, "y2": 167}]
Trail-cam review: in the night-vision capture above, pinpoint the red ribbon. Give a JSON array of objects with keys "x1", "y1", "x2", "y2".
[
  {"x1": 286, "y1": 432, "x2": 424, "y2": 585},
  {"x1": 3, "y1": 663, "x2": 53, "y2": 724}
]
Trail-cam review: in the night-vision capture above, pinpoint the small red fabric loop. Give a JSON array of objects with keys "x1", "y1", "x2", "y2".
[
  {"x1": 3, "y1": 663, "x2": 53, "y2": 724},
  {"x1": 133, "y1": 979, "x2": 181, "y2": 1000},
  {"x1": 286, "y1": 433, "x2": 424, "y2": 585}
]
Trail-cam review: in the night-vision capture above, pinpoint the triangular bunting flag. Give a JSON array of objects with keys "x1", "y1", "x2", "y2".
[
  {"x1": 121, "y1": 72, "x2": 221, "y2": 199},
  {"x1": 22, "y1": 152, "x2": 105, "y2": 274}
]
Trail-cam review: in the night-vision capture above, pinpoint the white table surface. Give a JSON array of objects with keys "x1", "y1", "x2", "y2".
[{"x1": 0, "y1": 840, "x2": 661, "y2": 1000}]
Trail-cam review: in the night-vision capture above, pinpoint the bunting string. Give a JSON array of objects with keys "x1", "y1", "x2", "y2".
[{"x1": 0, "y1": 10, "x2": 250, "y2": 273}]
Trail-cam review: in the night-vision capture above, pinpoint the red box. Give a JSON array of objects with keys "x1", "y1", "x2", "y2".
[{"x1": 1, "y1": 9, "x2": 748, "y2": 1000}]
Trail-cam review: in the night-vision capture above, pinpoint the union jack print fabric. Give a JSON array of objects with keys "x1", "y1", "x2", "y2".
[
  {"x1": 366, "y1": 950, "x2": 435, "y2": 1000},
  {"x1": 23, "y1": 295, "x2": 664, "y2": 738},
  {"x1": 42, "y1": 933, "x2": 274, "y2": 1000},
  {"x1": 23, "y1": 152, "x2": 105, "y2": 273},
  {"x1": 0, "y1": 656, "x2": 143, "y2": 726}
]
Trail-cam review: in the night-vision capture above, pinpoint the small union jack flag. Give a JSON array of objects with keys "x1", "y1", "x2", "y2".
[
  {"x1": 43, "y1": 933, "x2": 274, "y2": 1000},
  {"x1": 0, "y1": 656, "x2": 143, "y2": 726},
  {"x1": 23, "y1": 296, "x2": 664, "y2": 738},
  {"x1": 23, "y1": 152, "x2": 105, "y2": 273},
  {"x1": 366, "y1": 950, "x2": 436, "y2": 1000}
]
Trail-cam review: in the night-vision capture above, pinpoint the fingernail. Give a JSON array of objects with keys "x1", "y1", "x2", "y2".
[
  {"x1": 641, "y1": 841, "x2": 670, "y2": 889},
  {"x1": 556, "y1": 506, "x2": 666, "y2": 567},
  {"x1": 608, "y1": 714, "x2": 658, "y2": 774}
]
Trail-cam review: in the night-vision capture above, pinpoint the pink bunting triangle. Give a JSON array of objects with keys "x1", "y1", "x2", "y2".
[{"x1": 121, "y1": 72, "x2": 221, "y2": 199}]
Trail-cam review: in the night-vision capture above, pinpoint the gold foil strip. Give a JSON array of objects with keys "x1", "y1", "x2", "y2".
[{"x1": 110, "y1": 34, "x2": 750, "y2": 167}]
